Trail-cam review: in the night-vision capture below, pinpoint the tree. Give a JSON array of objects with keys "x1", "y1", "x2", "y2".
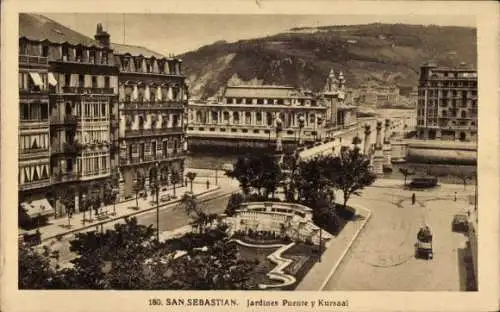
[
  {"x1": 186, "y1": 171, "x2": 197, "y2": 193},
  {"x1": 333, "y1": 146, "x2": 376, "y2": 210},
  {"x1": 399, "y1": 167, "x2": 415, "y2": 186},
  {"x1": 295, "y1": 155, "x2": 337, "y2": 207},
  {"x1": 225, "y1": 193, "x2": 244, "y2": 217},
  {"x1": 452, "y1": 168, "x2": 474, "y2": 190},
  {"x1": 133, "y1": 173, "x2": 145, "y2": 208},
  {"x1": 19, "y1": 244, "x2": 56, "y2": 289},
  {"x1": 177, "y1": 193, "x2": 215, "y2": 234},
  {"x1": 226, "y1": 154, "x2": 282, "y2": 198},
  {"x1": 170, "y1": 170, "x2": 181, "y2": 198}
]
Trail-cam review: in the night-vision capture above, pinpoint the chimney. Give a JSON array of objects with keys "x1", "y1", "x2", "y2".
[{"x1": 94, "y1": 23, "x2": 110, "y2": 47}]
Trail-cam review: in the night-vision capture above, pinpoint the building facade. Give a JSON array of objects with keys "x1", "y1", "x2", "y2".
[
  {"x1": 416, "y1": 63, "x2": 477, "y2": 141},
  {"x1": 358, "y1": 82, "x2": 400, "y2": 107},
  {"x1": 108, "y1": 34, "x2": 188, "y2": 199},
  {"x1": 18, "y1": 14, "x2": 188, "y2": 225},
  {"x1": 187, "y1": 70, "x2": 357, "y2": 152},
  {"x1": 19, "y1": 14, "x2": 119, "y2": 222}
]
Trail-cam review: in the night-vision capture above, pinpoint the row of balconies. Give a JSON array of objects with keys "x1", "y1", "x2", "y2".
[
  {"x1": 118, "y1": 151, "x2": 186, "y2": 166},
  {"x1": 62, "y1": 86, "x2": 115, "y2": 95},
  {"x1": 19, "y1": 55, "x2": 49, "y2": 66},
  {"x1": 121, "y1": 101, "x2": 185, "y2": 110},
  {"x1": 124, "y1": 127, "x2": 184, "y2": 138}
]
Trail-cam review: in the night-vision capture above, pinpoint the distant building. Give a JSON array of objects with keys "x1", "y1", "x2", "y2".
[
  {"x1": 358, "y1": 82, "x2": 400, "y2": 107},
  {"x1": 409, "y1": 87, "x2": 418, "y2": 107},
  {"x1": 186, "y1": 70, "x2": 357, "y2": 152},
  {"x1": 416, "y1": 63, "x2": 477, "y2": 141}
]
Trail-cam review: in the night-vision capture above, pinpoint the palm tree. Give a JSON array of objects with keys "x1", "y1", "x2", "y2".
[{"x1": 186, "y1": 171, "x2": 197, "y2": 193}]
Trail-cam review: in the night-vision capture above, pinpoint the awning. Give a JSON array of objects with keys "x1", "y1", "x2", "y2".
[
  {"x1": 48, "y1": 73, "x2": 58, "y2": 86},
  {"x1": 29, "y1": 72, "x2": 43, "y2": 87},
  {"x1": 20, "y1": 199, "x2": 54, "y2": 218}
]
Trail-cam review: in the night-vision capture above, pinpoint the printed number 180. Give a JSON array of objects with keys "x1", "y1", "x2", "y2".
[{"x1": 149, "y1": 299, "x2": 163, "y2": 306}]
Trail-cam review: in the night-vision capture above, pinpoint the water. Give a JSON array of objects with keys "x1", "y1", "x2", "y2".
[{"x1": 187, "y1": 152, "x2": 476, "y2": 185}]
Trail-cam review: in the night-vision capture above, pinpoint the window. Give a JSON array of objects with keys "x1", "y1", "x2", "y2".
[
  {"x1": 79, "y1": 74, "x2": 85, "y2": 88},
  {"x1": 76, "y1": 47, "x2": 83, "y2": 61},
  {"x1": 65, "y1": 74, "x2": 71, "y2": 87},
  {"x1": 92, "y1": 76, "x2": 98, "y2": 88},
  {"x1": 139, "y1": 143, "x2": 145, "y2": 160},
  {"x1": 152, "y1": 141, "x2": 157, "y2": 158},
  {"x1": 163, "y1": 141, "x2": 168, "y2": 156},
  {"x1": 89, "y1": 50, "x2": 96, "y2": 63},
  {"x1": 233, "y1": 112, "x2": 239, "y2": 124},
  {"x1": 42, "y1": 45, "x2": 49, "y2": 57},
  {"x1": 62, "y1": 46, "x2": 69, "y2": 60},
  {"x1": 101, "y1": 103, "x2": 106, "y2": 117},
  {"x1": 41, "y1": 104, "x2": 48, "y2": 120},
  {"x1": 104, "y1": 76, "x2": 110, "y2": 88},
  {"x1": 20, "y1": 103, "x2": 29, "y2": 120},
  {"x1": 138, "y1": 116, "x2": 144, "y2": 129}
]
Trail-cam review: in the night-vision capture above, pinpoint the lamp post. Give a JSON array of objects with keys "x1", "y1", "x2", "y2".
[
  {"x1": 111, "y1": 187, "x2": 119, "y2": 216},
  {"x1": 215, "y1": 167, "x2": 218, "y2": 186},
  {"x1": 81, "y1": 194, "x2": 87, "y2": 225}
]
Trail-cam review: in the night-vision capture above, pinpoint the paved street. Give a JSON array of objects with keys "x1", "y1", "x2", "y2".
[{"x1": 324, "y1": 183, "x2": 473, "y2": 291}]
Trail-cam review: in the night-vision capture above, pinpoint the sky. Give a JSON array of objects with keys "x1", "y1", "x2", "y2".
[{"x1": 44, "y1": 13, "x2": 476, "y2": 56}]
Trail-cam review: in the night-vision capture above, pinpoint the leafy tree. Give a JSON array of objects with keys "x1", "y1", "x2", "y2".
[
  {"x1": 225, "y1": 193, "x2": 244, "y2": 217},
  {"x1": 295, "y1": 155, "x2": 337, "y2": 207},
  {"x1": 186, "y1": 171, "x2": 197, "y2": 193},
  {"x1": 227, "y1": 154, "x2": 282, "y2": 198},
  {"x1": 399, "y1": 167, "x2": 415, "y2": 186},
  {"x1": 333, "y1": 147, "x2": 376, "y2": 210},
  {"x1": 177, "y1": 193, "x2": 217, "y2": 234},
  {"x1": 18, "y1": 244, "x2": 55, "y2": 289},
  {"x1": 132, "y1": 173, "x2": 145, "y2": 208}
]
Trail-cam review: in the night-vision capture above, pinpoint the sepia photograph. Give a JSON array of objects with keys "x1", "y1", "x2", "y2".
[{"x1": 2, "y1": 1, "x2": 499, "y2": 311}]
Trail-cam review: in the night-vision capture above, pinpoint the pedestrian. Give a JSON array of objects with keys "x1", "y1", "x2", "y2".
[
  {"x1": 206, "y1": 179, "x2": 210, "y2": 190},
  {"x1": 411, "y1": 193, "x2": 416, "y2": 205},
  {"x1": 454, "y1": 192, "x2": 457, "y2": 201}
]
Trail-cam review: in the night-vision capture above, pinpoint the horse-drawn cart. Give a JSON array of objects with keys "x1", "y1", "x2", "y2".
[{"x1": 415, "y1": 225, "x2": 433, "y2": 260}]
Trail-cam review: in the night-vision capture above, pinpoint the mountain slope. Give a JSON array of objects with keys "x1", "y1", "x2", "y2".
[{"x1": 180, "y1": 23, "x2": 476, "y2": 98}]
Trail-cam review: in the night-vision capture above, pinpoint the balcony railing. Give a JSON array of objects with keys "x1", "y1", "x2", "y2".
[
  {"x1": 19, "y1": 147, "x2": 50, "y2": 158},
  {"x1": 50, "y1": 115, "x2": 78, "y2": 125},
  {"x1": 119, "y1": 68, "x2": 183, "y2": 77},
  {"x1": 51, "y1": 142, "x2": 84, "y2": 155},
  {"x1": 58, "y1": 56, "x2": 113, "y2": 67},
  {"x1": 121, "y1": 100, "x2": 185, "y2": 110},
  {"x1": 124, "y1": 127, "x2": 183, "y2": 138},
  {"x1": 51, "y1": 172, "x2": 81, "y2": 183},
  {"x1": 19, "y1": 178, "x2": 51, "y2": 191},
  {"x1": 19, "y1": 55, "x2": 48, "y2": 65},
  {"x1": 62, "y1": 86, "x2": 115, "y2": 95},
  {"x1": 119, "y1": 151, "x2": 187, "y2": 166},
  {"x1": 19, "y1": 120, "x2": 49, "y2": 130}
]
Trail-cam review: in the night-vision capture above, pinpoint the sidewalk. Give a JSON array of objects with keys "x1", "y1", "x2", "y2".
[
  {"x1": 295, "y1": 204, "x2": 372, "y2": 290},
  {"x1": 35, "y1": 183, "x2": 221, "y2": 242}
]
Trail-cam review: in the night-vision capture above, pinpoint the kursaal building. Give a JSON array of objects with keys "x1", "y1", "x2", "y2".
[{"x1": 17, "y1": 14, "x2": 188, "y2": 227}]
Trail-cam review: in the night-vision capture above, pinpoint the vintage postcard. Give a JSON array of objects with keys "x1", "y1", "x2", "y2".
[{"x1": 1, "y1": 0, "x2": 499, "y2": 311}]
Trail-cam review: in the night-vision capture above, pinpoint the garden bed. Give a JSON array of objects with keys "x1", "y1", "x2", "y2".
[
  {"x1": 236, "y1": 244, "x2": 283, "y2": 289},
  {"x1": 281, "y1": 243, "x2": 322, "y2": 290}
]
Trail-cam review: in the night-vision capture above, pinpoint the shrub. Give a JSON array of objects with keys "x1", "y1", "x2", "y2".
[
  {"x1": 336, "y1": 205, "x2": 356, "y2": 220},
  {"x1": 225, "y1": 193, "x2": 244, "y2": 216}
]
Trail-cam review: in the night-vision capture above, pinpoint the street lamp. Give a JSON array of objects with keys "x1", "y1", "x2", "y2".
[
  {"x1": 111, "y1": 187, "x2": 119, "y2": 216},
  {"x1": 154, "y1": 162, "x2": 160, "y2": 241},
  {"x1": 81, "y1": 194, "x2": 87, "y2": 225}
]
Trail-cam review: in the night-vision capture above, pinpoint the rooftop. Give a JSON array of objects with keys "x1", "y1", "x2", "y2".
[
  {"x1": 223, "y1": 85, "x2": 310, "y2": 99},
  {"x1": 19, "y1": 13, "x2": 102, "y2": 47},
  {"x1": 19, "y1": 13, "x2": 173, "y2": 59},
  {"x1": 110, "y1": 42, "x2": 169, "y2": 59}
]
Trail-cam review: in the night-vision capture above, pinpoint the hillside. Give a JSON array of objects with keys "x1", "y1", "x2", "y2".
[{"x1": 180, "y1": 23, "x2": 476, "y2": 99}]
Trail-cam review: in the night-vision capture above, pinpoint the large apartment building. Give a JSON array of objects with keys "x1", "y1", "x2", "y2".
[
  {"x1": 18, "y1": 14, "x2": 187, "y2": 226},
  {"x1": 416, "y1": 63, "x2": 477, "y2": 141},
  {"x1": 108, "y1": 33, "x2": 188, "y2": 199}
]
